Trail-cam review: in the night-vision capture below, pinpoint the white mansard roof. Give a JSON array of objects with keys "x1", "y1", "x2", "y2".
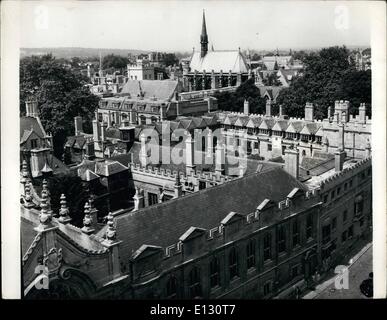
[{"x1": 189, "y1": 50, "x2": 249, "y2": 73}]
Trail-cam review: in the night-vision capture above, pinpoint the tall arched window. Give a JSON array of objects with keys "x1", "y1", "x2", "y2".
[
  {"x1": 209, "y1": 257, "x2": 220, "y2": 288},
  {"x1": 188, "y1": 267, "x2": 202, "y2": 298},
  {"x1": 229, "y1": 248, "x2": 239, "y2": 280},
  {"x1": 166, "y1": 275, "x2": 178, "y2": 299}
]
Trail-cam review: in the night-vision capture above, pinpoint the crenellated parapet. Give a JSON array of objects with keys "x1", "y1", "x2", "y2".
[
  {"x1": 129, "y1": 162, "x2": 232, "y2": 186},
  {"x1": 318, "y1": 157, "x2": 371, "y2": 191}
]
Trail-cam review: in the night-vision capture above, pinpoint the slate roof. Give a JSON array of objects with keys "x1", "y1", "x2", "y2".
[
  {"x1": 110, "y1": 167, "x2": 306, "y2": 263},
  {"x1": 20, "y1": 116, "x2": 47, "y2": 145},
  {"x1": 120, "y1": 80, "x2": 178, "y2": 101},
  {"x1": 189, "y1": 50, "x2": 249, "y2": 73}
]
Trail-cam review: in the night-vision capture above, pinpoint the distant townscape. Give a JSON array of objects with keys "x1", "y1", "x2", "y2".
[{"x1": 20, "y1": 11, "x2": 372, "y2": 299}]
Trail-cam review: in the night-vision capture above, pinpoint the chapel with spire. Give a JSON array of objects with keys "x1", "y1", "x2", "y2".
[{"x1": 182, "y1": 10, "x2": 251, "y2": 92}]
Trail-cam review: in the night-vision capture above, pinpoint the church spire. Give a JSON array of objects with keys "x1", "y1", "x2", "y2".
[{"x1": 200, "y1": 10, "x2": 208, "y2": 58}]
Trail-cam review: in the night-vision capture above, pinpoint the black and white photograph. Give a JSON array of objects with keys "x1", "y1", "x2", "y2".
[{"x1": 1, "y1": 0, "x2": 386, "y2": 305}]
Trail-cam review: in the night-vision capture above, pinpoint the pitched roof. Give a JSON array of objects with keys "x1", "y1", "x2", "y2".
[
  {"x1": 120, "y1": 80, "x2": 178, "y2": 101},
  {"x1": 189, "y1": 51, "x2": 249, "y2": 73},
  {"x1": 272, "y1": 120, "x2": 289, "y2": 132},
  {"x1": 110, "y1": 167, "x2": 306, "y2": 263},
  {"x1": 286, "y1": 121, "x2": 304, "y2": 133},
  {"x1": 20, "y1": 116, "x2": 46, "y2": 141}
]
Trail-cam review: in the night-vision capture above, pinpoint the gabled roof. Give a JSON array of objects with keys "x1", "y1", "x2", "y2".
[
  {"x1": 246, "y1": 117, "x2": 262, "y2": 128},
  {"x1": 234, "y1": 116, "x2": 250, "y2": 127},
  {"x1": 94, "y1": 160, "x2": 128, "y2": 176},
  {"x1": 120, "y1": 80, "x2": 178, "y2": 101},
  {"x1": 20, "y1": 116, "x2": 46, "y2": 142},
  {"x1": 300, "y1": 123, "x2": 321, "y2": 135},
  {"x1": 272, "y1": 120, "x2": 289, "y2": 132},
  {"x1": 286, "y1": 121, "x2": 304, "y2": 133},
  {"x1": 221, "y1": 211, "x2": 244, "y2": 225},
  {"x1": 202, "y1": 115, "x2": 218, "y2": 127},
  {"x1": 179, "y1": 227, "x2": 207, "y2": 242},
  {"x1": 259, "y1": 118, "x2": 275, "y2": 130},
  {"x1": 223, "y1": 115, "x2": 238, "y2": 126},
  {"x1": 131, "y1": 244, "x2": 163, "y2": 260},
  {"x1": 189, "y1": 50, "x2": 249, "y2": 73}
]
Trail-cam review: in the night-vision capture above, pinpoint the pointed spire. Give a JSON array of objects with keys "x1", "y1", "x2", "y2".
[
  {"x1": 200, "y1": 9, "x2": 208, "y2": 58},
  {"x1": 82, "y1": 201, "x2": 95, "y2": 234},
  {"x1": 42, "y1": 179, "x2": 54, "y2": 217},
  {"x1": 58, "y1": 194, "x2": 71, "y2": 224},
  {"x1": 201, "y1": 9, "x2": 207, "y2": 37}
]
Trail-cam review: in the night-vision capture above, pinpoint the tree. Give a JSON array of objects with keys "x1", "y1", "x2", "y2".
[
  {"x1": 102, "y1": 54, "x2": 128, "y2": 70},
  {"x1": 162, "y1": 53, "x2": 179, "y2": 67},
  {"x1": 263, "y1": 72, "x2": 282, "y2": 86},
  {"x1": 213, "y1": 78, "x2": 267, "y2": 114},
  {"x1": 20, "y1": 54, "x2": 100, "y2": 158},
  {"x1": 276, "y1": 46, "x2": 371, "y2": 119}
]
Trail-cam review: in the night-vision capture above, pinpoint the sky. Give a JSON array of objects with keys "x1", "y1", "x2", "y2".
[{"x1": 19, "y1": 0, "x2": 372, "y2": 52}]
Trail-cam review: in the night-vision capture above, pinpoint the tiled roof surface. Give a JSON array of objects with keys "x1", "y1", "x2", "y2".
[
  {"x1": 120, "y1": 80, "x2": 178, "y2": 101},
  {"x1": 113, "y1": 167, "x2": 306, "y2": 262},
  {"x1": 189, "y1": 51, "x2": 249, "y2": 73},
  {"x1": 20, "y1": 116, "x2": 46, "y2": 140}
]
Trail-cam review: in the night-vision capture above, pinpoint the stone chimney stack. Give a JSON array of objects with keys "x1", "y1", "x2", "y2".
[
  {"x1": 266, "y1": 99, "x2": 272, "y2": 117},
  {"x1": 284, "y1": 147, "x2": 299, "y2": 180},
  {"x1": 244, "y1": 99, "x2": 250, "y2": 115},
  {"x1": 92, "y1": 119, "x2": 101, "y2": 142},
  {"x1": 133, "y1": 188, "x2": 145, "y2": 210},
  {"x1": 335, "y1": 123, "x2": 346, "y2": 172},
  {"x1": 74, "y1": 116, "x2": 83, "y2": 135},
  {"x1": 359, "y1": 103, "x2": 366, "y2": 123},
  {"x1": 279, "y1": 105, "x2": 283, "y2": 118},
  {"x1": 304, "y1": 102, "x2": 314, "y2": 122},
  {"x1": 185, "y1": 133, "x2": 196, "y2": 174},
  {"x1": 101, "y1": 121, "x2": 107, "y2": 141},
  {"x1": 174, "y1": 173, "x2": 183, "y2": 198},
  {"x1": 139, "y1": 133, "x2": 148, "y2": 167},
  {"x1": 26, "y1": 100, "x2": 39, "y2": 118},
  {"x1": 215, "y1": 143, "x2": 226, "y2": 175}
]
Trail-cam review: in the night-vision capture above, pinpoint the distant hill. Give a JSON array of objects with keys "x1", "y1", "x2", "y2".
[{"x1": 20, "y1": 47, "x2": 152, "y2": 59}]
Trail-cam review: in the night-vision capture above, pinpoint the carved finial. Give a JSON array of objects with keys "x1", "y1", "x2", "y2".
[
  {"x1": 58, "y1": 194, "x2": 71, "y2": 224},
  {"x1": 81, "y1": 201, "x2": 94, "y2": 234},
  {"x1": 42, "y1": 179, "x2": 54, "y2": 217},
  {"x1": 105, "y1": 212, "x2": 116, "y2": 242},
  {"x1": 21, "y1": 160, "x2": 29, "y2": 183},
  {"x1": 39, "y1": 190, "x2": 52, "y2": 226},
  {"x1": 24, "y1": 180, "x2": 34, "y2": 207}
]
